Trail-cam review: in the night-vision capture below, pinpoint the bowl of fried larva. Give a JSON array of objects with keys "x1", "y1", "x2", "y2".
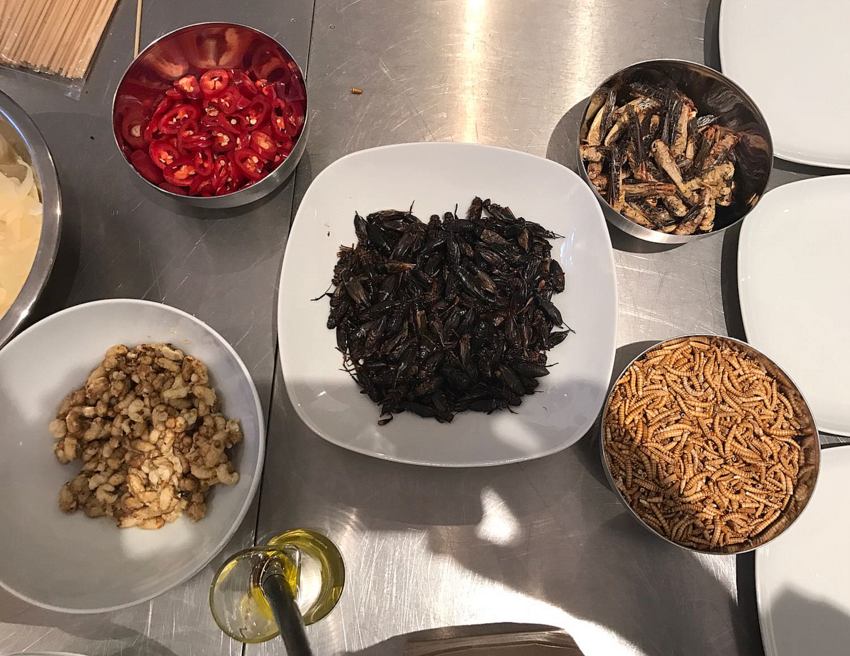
[
  {"x1": 600, "y1": 335, "x2": 820, "y2": 554},
  {"x1": 0, "y1": 299, "x2": 265, "y2": 612}
]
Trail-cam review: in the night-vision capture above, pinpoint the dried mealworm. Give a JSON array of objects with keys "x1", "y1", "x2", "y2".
[{"x1": 604, "y1": 337, "x2": 809, "y2": 550}]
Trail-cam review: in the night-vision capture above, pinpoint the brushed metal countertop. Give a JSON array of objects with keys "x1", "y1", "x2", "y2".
[{"x1": 0, "y1": 1, "x2": 843, "y2": 655}]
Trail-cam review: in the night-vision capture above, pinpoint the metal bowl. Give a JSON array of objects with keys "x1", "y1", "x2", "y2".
[
  {"x1": 0, "y1": 90, "x2": 61, "y2": 349},
  {"x1": 599, "y1": 335, "x2": 820, "y2": 555},
  {"x1": 112, "y1": 22, "x2": 308, "y2": 209},
  {"x1": 578, "y1": 59, "x2": 773, "y2": 244}
]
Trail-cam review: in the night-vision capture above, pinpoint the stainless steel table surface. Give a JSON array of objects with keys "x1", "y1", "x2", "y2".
[{"x1": 0, "y1": 1, "x2": 845, "y2": 655}]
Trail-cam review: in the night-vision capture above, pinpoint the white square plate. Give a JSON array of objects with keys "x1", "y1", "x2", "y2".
[
  {"x1": 720, "y1": 0, "x2": 850, "y2": 168},
  {"x1": 738, "y1": 175, "x2": 850, "y2": 436},
  {"x1": 756, "y1": 445, "x2": 850, "y2": 656},
  {"x1": 278, "y1": 143, "x2": 617, "y2": 466}
]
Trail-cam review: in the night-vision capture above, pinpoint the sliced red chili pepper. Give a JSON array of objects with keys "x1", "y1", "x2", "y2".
[
  {"x1": 223, "y1": 112, "x2": 249, "y2": 133},
  {"x1": 149, "y1": 140, "x2": 180, "y2": 169},
  {"x1": 211, "y1": 128, "x2": 236, "y2": 152},
  {"x1": 130, "y1": 149, "x2": 163, "y2": 184},
  {"x1": 250, "y1": 129, "x2": 276, "y2": 160},
  {"x1": 211, "y1": 156, "x2": 228, "y2": 183},
  {"x1": 159, "y1": 182, "x2": 188, "y2": 195},
  {"x1": 255, "y1": 78, "x2": 271, "y2": 96},
  {"x1": 200, "y1": 112, "x2": 220, "y2": 130},
  {"x1": 194, "y1": 148, "x2": 214, "y2": 177},
  {"x1": 217, "y1": 173, "x2": 242, "y2": 195},
  {"x1": 232, "y1": 148, "x2": 265, "y2": 181},
  {"x1": 165, "y1": 87, "x2": 184, "y2": 101},
  {"x1": 152, "y1": 96, "x2": 173, "y2": 118},
  {"x1": 205, "y1": 112, "x2": 243, "y2": 136},
  {"x1": 189, "y1": 174, "x2": 215, "y2": 196},
  {"x1": 270, "y1": 99, "x2": 302, "y2": 140},
  {"x1": 200, "y1": 69, "x2": 231, "y2": 96},
  {"x1": 231, "y1": 70, "x2": 258, "y2": 97},
  {"x1": 283, "y1": 106, "x2": 303, "y2": 139},
  {"x1": 209, "y1": 86, "x2": 250, "y2": 114},
  {"x1": 159, "y1": 103, "x2": 200, "y2": 135},
  {"x1": 211, "y1": 156, "x2": 240, "y2": 194},
  {"x1": 270, "y1": 99, "x2": 288, "y2": 138},
  {"x1": 163, "y1": 161, "x2": 198, "y2": 187},
  {"x1": 174, "y1": 75, "x2": 201, "y2": 99},
  {"x1": 235, "y1": 131, "x2": 253, "y2": 152},
  {"x1": 120, "y1": 110, "x2": 147, "y2": 149},
  {"x1": 144, "y1": 97, "x2": 173, "y2": 142},
  {"x1": 275, "y1": 136, "x2": 295, "y2": 159},
  {"x1": 177, "y1": 121, "x2": 212, "y2": 153},
  {"x1": 244, "y1": 96, "x2": 270, "y2": 130}
]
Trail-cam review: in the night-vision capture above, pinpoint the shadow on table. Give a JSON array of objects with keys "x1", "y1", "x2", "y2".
[
  {"x1": 265, "y1": 339, "x2": 763, "y2": 656},
  {"x1": 0, "y1": 593, "x2": 179, "y2": 656},
  {"x1": 703, "y1": 0, "x2": 722, "y2": 71},
  {"x1": 720, "y1": 223, "x2": 745, "y2": 340},
  {"x1": 761, "y1": 589, "x2": 850, "y2": 656},
  {"x1": 0, "y1": 511, "x2": 252, "y2": 656}
]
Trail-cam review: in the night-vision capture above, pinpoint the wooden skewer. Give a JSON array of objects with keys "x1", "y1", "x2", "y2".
[
  {"x1": 47, "y1": 0, "x2": 84, "y2": 72},
  {"x1": 38, "y1": 0, "x2": 79, "y2": 72},
  {"x1": 133, "y1": 0, "x2": 143, "y2": 57},
  {"x1": 67, "y1": 0, "x2": 115, "y2": 78},
  {"x1": 31, "y1": 0, "x2": 62, "y2": 63},
  {"x1": 0, "y1": 0, "x2": 116, "y2": 78},
  {"x1": 18, "y1": 0, "x2": 54, "y2": 65},
  {"x1": 1, "y1": 0, "x2": 31, "y2": 62},
  {"x1": 86, "y1": 0, "x2": 119, "y2": 76},
  {"x1": 20, "y1": 0, "x2": 53, "y2": 63},
  {"x1": 11, "y1": 0, "x2": 43, "y2": 62},
  {"x1": 56, "y1": 0, "x2": 97, "y2": 75}
]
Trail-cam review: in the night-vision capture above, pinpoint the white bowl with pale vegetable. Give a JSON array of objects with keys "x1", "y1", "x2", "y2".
[{"x1": 0, "y1": 299, "x2": 265, "y2": 613}]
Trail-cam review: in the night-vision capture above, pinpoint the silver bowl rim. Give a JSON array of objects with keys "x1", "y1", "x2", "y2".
[
  {"x1": 0, "y1": 89, "x2": 62, "y2": 349},
  {"x1": 577, "y1": 57, "x2": 774, "y2": 244},
  {"x1": 110, "y1": 21, "x2": 309, "y2": 205},
  {"x1": 598, "y1": 333, "x2": 821, "y2": 555}
]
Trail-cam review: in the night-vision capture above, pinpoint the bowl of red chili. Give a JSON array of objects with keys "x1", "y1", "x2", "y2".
[{"x1": 112, "y1": 22, "x2": 308, "y2": 208}]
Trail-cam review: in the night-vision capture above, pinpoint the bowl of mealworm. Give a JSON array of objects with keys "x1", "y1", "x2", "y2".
[
  {"x1": 600, "y1": 335, "x2": 820, "y2": 554},
  {"x1": 577, "y1": 59, "x2": 773, "y2": 243}
]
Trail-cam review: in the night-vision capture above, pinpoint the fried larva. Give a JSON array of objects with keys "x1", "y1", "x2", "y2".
[
  {"x1": 603, "y1": 337, "x2": 807, "y2": 550},
  {"x1": 50, "y1": 344, "x2": 242, "y2": 530}
]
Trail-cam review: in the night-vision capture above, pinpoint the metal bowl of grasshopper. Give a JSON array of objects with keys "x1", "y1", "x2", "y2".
[{"x1": 577, "y1": 59, "x2": 773, "y2": 244}]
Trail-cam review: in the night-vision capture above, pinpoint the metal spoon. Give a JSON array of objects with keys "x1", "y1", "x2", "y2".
[{"x1": 259, "y1": 548, "x2": 314, "y2": 656}]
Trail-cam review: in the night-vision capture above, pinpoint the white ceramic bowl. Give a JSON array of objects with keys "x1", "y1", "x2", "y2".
[{"x1": 0, "y1": 299, "x2": 265, "y2": 613}]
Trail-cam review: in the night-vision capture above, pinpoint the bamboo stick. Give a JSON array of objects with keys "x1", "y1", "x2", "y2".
[{"x1": 0, "y1": 0, "x2": 116, "y2": 78}]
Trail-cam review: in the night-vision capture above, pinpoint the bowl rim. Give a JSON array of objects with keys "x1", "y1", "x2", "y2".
[
  {"x1": 598, "y1": 333, "x2": 821, "y2": 555},
  {"x1": 0, "y1": 88, "x2": 62, "y2": 349},
  {"x1": 110, "y1": 21, "x2": 309, "y2": 203},
  {"x1": 0, "y1": 298, "x2": 266, "y2": 614},
  {"x1": 576, "y1": 57, "x2": 775, "y2": 244}
]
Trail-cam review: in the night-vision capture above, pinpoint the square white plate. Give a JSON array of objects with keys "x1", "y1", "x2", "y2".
[
  {"x1": 720, "y1": 0, "x2": 850, "y2": 168},
  {"x1": 756, "y1": 445, "x2": 850, "y2": 656},
  {"x1": 738, "y1": 175, "x2": 850, "y2": 436},
  {"x1": 278, "y1": 143, "x2": 617, "y2": 466}
]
